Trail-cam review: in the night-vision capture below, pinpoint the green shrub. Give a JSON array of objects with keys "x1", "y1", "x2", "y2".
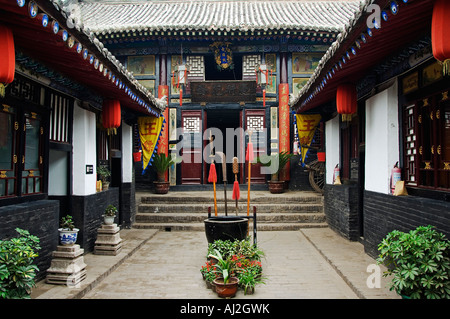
[
  {"x1": 0, "y1": 228, "x2": 41, "y2": 299},
  {"x1": 377, "y1": 225, "x2": 450, "y2": 299}
]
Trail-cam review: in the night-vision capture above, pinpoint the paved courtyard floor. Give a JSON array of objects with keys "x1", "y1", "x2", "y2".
[{"x1": 32, "y1": 227, "x2": 399, "y2": 300}]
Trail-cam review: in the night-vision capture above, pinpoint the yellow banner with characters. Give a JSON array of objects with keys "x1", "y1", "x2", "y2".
[
  {"x1": 296, "y1": 114, "x2": 321, "y2": 163},
  {"x1": 138, "y1": 116, "x2": 164, "y2": 171}
]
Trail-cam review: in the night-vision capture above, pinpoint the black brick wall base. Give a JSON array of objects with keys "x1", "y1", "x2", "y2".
[
  {"x1": 0, "y1": 200, "x2": 59, "y2": 281},
  {"x1": 323, "y1": 184, "x2": 361, "y2": 241},
  {"x1": 324, "y1": 184, "x2": 450, "y2": 259},
  {"x1": 363, "y1": 190, "x2": 450, "y2": 258},
  {"x1": 71, "y1": 188, "x2": 120, "y2": 253}
]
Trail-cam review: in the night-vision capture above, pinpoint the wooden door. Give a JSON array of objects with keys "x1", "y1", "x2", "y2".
[
  {"x1": 244, "y1": 109, "x2": 266, "y2": 184},
  {"x1": 181, "y1": 110, "x2": 203, "y2": 184}
]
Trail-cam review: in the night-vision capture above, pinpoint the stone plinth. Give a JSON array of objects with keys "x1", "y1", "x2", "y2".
[
  {"x1": 94, "y1": 223, "x2": 123, "y2": 256},
  {"x1": 46, "y1": 244, "x2": 87, "y2": 286}
]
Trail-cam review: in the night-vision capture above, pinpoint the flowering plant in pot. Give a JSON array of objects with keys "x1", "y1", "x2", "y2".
[
  {"x1": 58, "y1": 215, "x2": 79, "y2": 245},
  {"x1": 200, "y1": 260, "x2": 219, "y2": 290},
  {"x1": 377, "y1": 225, "x2": 450, "y2": 299},
  {"x1": 103, "y1": 204, "x2": 117, "y2": 225},
  {"x1": 209, "y1": 249, "x2": 239, "y2": 298},
  {"x1": 256, "y1": 151, "x2": 293, "y2": 193},
  {"x1": 233, "y1": 254, "x2": 265, "y2": 295}
]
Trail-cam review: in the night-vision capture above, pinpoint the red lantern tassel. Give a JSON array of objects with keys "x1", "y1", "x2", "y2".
[
  {"x1": 246, "y1": 142, "x2": 254, "y2": 162},
  {"x1": 232, "y1": 180, "x2": 240, "y2": 200},
  {"x1": 263, "y1": 89, "x2": 266, "y2": 107},
  {"x1": 208, "y1": 163, "x2": 217, "y2": 183},
  {"x1": 179, "y1": 88, "x2": 183, "y2": 107}
]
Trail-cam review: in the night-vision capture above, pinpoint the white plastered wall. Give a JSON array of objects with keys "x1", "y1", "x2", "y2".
[
  {"x1": 365, "y1": 80, "x2": 400, "y2": 194},
  {"x1": 122, "y1": 123, "x2": 133, "y2": 184},
  {"x1": 72, "y1": 101, "x2": 97, "y2": 196},
  {"x1": 325, "y1": 115, "x2": 340, "y2": 184}
]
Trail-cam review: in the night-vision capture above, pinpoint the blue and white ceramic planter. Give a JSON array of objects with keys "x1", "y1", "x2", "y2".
[
  {"x1": 103, "y1": 215, "x2": 115, "y2": 225},
  {"x1": 58, "y1": 228, "x2": 79, "y2": 245}
]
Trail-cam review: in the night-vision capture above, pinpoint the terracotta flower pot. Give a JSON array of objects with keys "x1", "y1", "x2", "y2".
[
  {"x1": 268, "y1": 180, "x2": 285, "y2": 193},
  {"x1": 213, "y1": 277, "x2": 239, "y2": 298},
  {"x1": 154, "y1": 181, "x2": 170, "y2": 194}
]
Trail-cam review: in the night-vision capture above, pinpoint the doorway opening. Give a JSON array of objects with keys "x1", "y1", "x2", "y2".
[{"x1": 206, "y1": 109, "x2": 241, "y2": 184}]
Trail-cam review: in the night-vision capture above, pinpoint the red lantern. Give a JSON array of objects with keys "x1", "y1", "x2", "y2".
[
  {"x1": 102, "y1": 100, "x2": 121, "y2": 134},
  {"x1": 432, "y1": 0, "x2": 450, "y2": 76},
  {"x1": 0, "y1": 25, "x2": 15, "y2": 85},
  {"x1": 336, "y1": 84, "x2": 357, "y2": 122}
]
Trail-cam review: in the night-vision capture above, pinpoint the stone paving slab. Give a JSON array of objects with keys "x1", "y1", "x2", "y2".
[
  {"x1": 31, "y1": 227, "x2": 399, "y2": 300},
  {"x1": 31, "y1": 229, "x2": 158, "y2": 299}
]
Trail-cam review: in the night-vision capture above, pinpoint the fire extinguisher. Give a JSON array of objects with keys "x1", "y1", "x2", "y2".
[
  {"x1": 391, "y1": 162, "x2": 401, "y2": 194},
  {"x1": 333, "y1": 164, "x2": 341, "y2": 184}
]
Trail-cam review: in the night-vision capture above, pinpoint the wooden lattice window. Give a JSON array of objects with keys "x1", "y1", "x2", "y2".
[
  {"x1": 404, "y1": 104, "x2": 417, "y2": 186},
  {"x1": 49, "y1": 91, "x2": 72, "y2": 144},
  {"x1": 406, "y1": 90, "x2": 450, "y2": 190}
]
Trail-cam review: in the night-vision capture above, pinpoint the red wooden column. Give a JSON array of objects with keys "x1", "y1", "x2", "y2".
[
  {"x1": 158, "y1": 55, "x2": 169, "y2": 180},
  {"x1": 278, "y1": 53, "x2": 290, "y2": 181}
]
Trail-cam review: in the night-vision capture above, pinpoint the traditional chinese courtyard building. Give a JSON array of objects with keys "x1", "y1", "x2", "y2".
[
  {"x1": 74, "y1": 0, "x2": 360, "y2": 190},
  {"x1": 290, "y1": 0, "x2": 450, "y2": 257}
]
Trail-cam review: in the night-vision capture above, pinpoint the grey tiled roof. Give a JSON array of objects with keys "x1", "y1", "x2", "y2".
[
  {"x1": 74, "y1": 1, "x2": 361, "y2": 35},
  {"x1": 47, "y1": 0, "x2": 167, "y2": 113}
]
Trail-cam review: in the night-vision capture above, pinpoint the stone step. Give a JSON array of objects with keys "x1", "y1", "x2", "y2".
[
  {"x1": 134, "y1": 191, "x2": 326, "y2": 231},
  {"x1": 138, "y1": 203, "x2": 323, "y2": 214},
  {"x1": 138, "y1": 191, "x2": 323, "y2": 204},
  {"x1": 132, "y1": 222, "x2": 329, "y2": 231},
  {"x1": 135, "y1": 212, "x2": 326, "y2": 223}
]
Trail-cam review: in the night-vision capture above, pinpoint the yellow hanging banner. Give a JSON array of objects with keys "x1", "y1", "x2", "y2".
[
  {"x1": 296, "y1": 114, "x2": 321, "y2": 163},
  {"x1": 138, "y1": 116, "x2": 164, "y2": 171}
]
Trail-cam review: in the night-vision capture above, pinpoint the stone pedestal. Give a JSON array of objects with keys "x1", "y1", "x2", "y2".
[
  {"x1": 46, "y1": 244, "x2": 87, "y2": 286},
  {"x1": 94, "y1": 223, "x2": 123, "y2": 256}
]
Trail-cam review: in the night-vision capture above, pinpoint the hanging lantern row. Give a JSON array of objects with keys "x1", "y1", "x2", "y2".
[
  {"x1": 300, "y1": 0, "x2": 409, "y2": 108},
  {"x1": 102, "y1": 99, "x2": 121, "y2": 135},
  {"x1": 432, "y1": 0, "x2": 450, "y2": 77},
  {"x1": 13, "y1": 0, "x2": 160, "y2": 117}
]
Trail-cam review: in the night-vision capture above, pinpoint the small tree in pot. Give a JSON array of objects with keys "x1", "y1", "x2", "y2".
[
  {"x1": 97, "y1": 166, "x2": 111, "y2": 190},
  {"x1": 152, "y1": 153, "x2": 176, "y2": 194},
  {"x1": 257, "y1": 151, "x2": 293, "y2": 193},
  {"x1": 103, "y1": 204, "x2": 118, "y2": 225},
  {"x1": 58, "y1": 215, "x2": 79, "y2": 246}
]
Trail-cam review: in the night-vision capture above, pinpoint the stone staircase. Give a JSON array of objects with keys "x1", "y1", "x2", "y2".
[{"x1": 133, "y1": 190, "x2": 327, "y2": 231}]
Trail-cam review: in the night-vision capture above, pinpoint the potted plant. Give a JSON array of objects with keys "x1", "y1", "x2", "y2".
[
  {"x1": 257, "y1": 151, "x2": 294, "y2": 193},
  {"x1": 200, "y1": 260, "x2": 218, "y2": 290},
  {"x1": 238, "y1": 269, "x2": 265, "y2": 295},
  {"x1": 103, "y1": 204, "x2": 117, "y2": 225},
  {"x1": 233, "y1": 254, "x2": 265, "y2": 295},
  {"x1": 97, "y1": 165, "x2": 111, "y2": 190},
  {"x1": 209, "y1": 249, "x2": 239, "y2": 298},
  {"x1": 152, "y1": 153, "x2": 176, "y2": 194},
  {"x1": 0, "y1": 228, "x2": 41, "y2": 299},
  {"x1": 377, "y1": 225, "x2": 450, "y2": 299},
  {"x1": 58, "y1": 215, "x2": 79, "y2": 246}
]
